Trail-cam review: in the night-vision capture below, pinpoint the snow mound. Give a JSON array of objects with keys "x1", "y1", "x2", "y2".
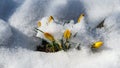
[
  {"x1": 103, "y1": 12, "x2": 120, "y2": 50},
  {"x1": 80, "y1": 0, "x2": 120, "y2": 29},
  {"x1": 0, "y1": 48, "x2": 120, "y2": 68},
  {"x1": 0, "y1": 19, "x2": 12, "y2": 46}
]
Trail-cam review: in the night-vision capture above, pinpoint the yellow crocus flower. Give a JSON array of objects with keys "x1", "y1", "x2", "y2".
[
  {"x1": 63, "y1": 29, "x2": 71, "y2": 40},
  {"x1": 48, "y1": 16, "x2": 54, "y2": 23},
  {"x1": 92, "y1": 41, "x2": 103, "y2": 48},
  {"x1": 37, "y1": 21, "x2": 41, "y2": 27},
  {"x1": 78, "y1": 13, "x2": 84, "y2": 23},
  {"x1": 44, "y1": 32, "x2": 55, "y2": 41}
]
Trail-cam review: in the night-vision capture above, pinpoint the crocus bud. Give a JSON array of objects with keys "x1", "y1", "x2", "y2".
[
  {"x1": 37, "y1": 21, "x2": 41, "y2": 27},
  {"x1": 63, "y1": 29, "x2": 71, "y2": 40},
  {"x1": 92, "y1": 41, "x2": 103, "y2": 48},
  {"x1": 78, "y1": 13, "x2": 84, "y2": 23},
  {"x1": 44, "y1": 32, "x2": 55, "y2": 41},
  {"x1": 48, "y1": 16, "x2": 54, "y2": 23}
]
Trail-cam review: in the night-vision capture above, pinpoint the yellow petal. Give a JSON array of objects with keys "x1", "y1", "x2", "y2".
[
  {"x1": 78, "y1": 13, "x2": 84, "y2": 23},
  {"x1": 37, "y1": 21, "x2": 41, "y2": 27},
  {"x1": 63, "y1": 29, "x2": 71, "y2": 40},
  {"x1": 48, "y1": 16, "x2": 54, "y2": 23},
  {"x1": 92, "y1": 41, "x2": 103, "y2": 48},
  {"x1": 44, "y1": 32, "x2": 55, "y2": 41}
]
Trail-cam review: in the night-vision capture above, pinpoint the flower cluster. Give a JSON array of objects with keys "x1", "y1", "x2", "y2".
[{"x1": 35, "y1": 14, "x2": 103, "y2": 52}]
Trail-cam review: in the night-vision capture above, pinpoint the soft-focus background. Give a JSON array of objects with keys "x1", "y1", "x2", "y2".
[{"x1": 0, "y1": 0, "x2": 120, "y2": 68}]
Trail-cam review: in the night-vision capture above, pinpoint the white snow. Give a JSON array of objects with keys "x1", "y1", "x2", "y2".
[
  {"x1": 0, "y1": 19, "x2": 12, "y2": 46},
  {"x1": 0, "y1": 0, "x2": 120, "y2": 68},
  {"x1": 80, "y1": 0, "x2": 120, "y2": 29}
]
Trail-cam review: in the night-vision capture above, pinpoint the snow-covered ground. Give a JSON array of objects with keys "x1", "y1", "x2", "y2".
[{"x1": 0, "y1": 0, "x2": 120, "y2": 68}]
